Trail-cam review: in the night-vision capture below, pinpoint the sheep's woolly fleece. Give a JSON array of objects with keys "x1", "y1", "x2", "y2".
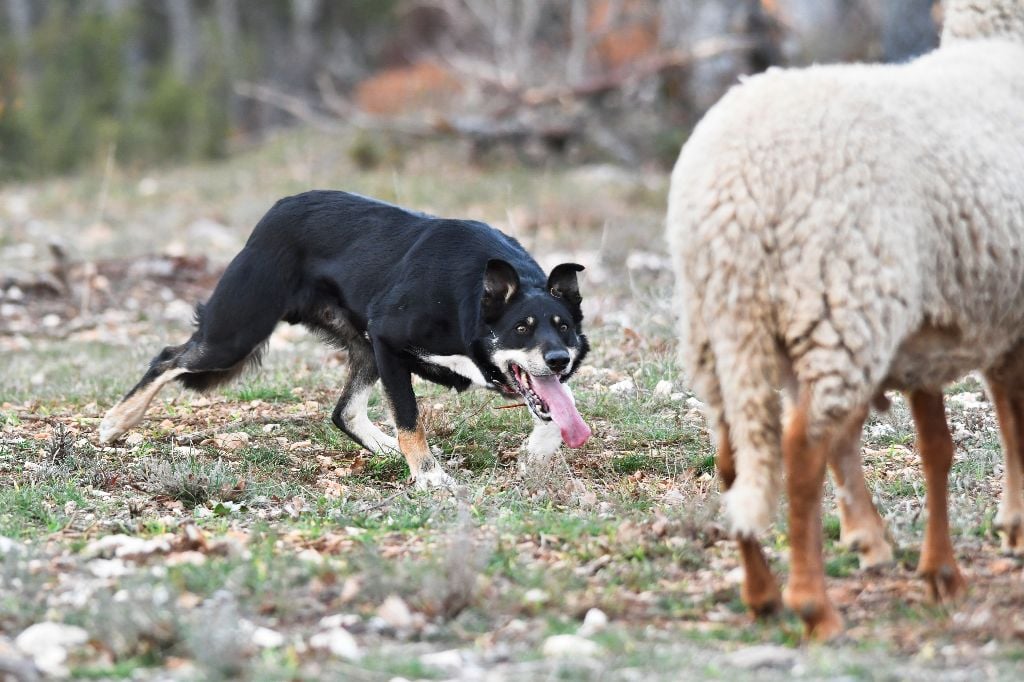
[{"x1": 667, "y1": 0, "x2": 1024, "y2": 537}]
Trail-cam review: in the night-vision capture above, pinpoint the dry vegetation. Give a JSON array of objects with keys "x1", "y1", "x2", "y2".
[{"x1": 2, "y1": 129, "x2": 1024, "y2": 680}]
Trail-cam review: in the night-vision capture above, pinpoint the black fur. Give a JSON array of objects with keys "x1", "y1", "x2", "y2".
[{"x1": 120, "y1": 190, "x2": 588, "y2": 442}]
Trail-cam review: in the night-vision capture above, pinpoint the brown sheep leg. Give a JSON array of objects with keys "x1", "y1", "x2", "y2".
[
  {"x1": 827, "y1": 408, "x2": 894, "y2": 568},
  {"x1": 988, "y1": 380, "x2": 1024, "y2": 554},
  {"x1": 715, "y1": 423, "x2": 782, "y2": 616},
  {"x1": 907, "y1": 389, "x2": 966, "y2": 602},
  {"x1": 782, "y1": 396, "x2": 843, "y2": 640}
]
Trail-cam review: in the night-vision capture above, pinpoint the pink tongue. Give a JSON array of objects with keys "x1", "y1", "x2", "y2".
[{"x1": 530, "y1": 374, "x2": 591, "y2": 448}]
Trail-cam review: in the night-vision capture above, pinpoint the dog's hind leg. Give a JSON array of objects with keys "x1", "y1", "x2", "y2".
[
  {"x1": 332, "y1": 342, "x2": 399, "y2": 454},
  {"x1": 99, "y1": 345, "x2": 190, "y2": 444},
  {"x1": 371, "y1": 337, "x2": 454, "y2": 489},
  {"x1": 101, "y1": 248, "x2": 289, "y2": 444}
]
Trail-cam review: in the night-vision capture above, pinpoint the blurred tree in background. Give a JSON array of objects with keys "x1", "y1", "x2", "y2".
[{"x1": 0, "y1": 0, "x2": 938, "y2": 182}]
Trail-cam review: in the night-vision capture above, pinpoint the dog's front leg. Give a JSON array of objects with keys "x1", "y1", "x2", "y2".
[
  {"x1": 520, "y1": 416, "x2": 563, "y2": 471},
  {"x1": 372, "y1": 338, "x2": 454, "y2": 490}
]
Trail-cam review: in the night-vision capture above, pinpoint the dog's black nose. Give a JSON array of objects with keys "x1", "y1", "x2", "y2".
[{"x1": 544, "y1": 349, "x2": 571, "y2": 373}]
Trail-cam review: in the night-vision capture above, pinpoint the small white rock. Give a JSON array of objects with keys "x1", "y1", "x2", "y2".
[
  {"x1": 124, "y1": 432, "x2": 145, "y2": 447},
  {"x1": 662, "y1": 489, "x2": 687, "y2": 505},
  {"x1": 82, "y1": 534, "x2": 171, "y2": 560},
  {"x1": 376, "y1": 595, "x2": 414, "y2": 630},
  {"x1": 88, "y1": 557, "x2": 134, "y2": 578},
  {"x1": 542, "y1": 634, "x2": 602, "y2": 659},
  {"x1": 251, "y1": 627, "x2": 285, "y2": 649},
  {"x1": 0, "y1": 536, "x2": 25, "y2": 555},
  {"x1": 309, "y1": 627, "x2": 361, "y2": 661},
  {"x1": 16, "y1": 622, "x2": 89, "y2": 677},
  {"x1": 419, "y1": 649, "x2": 464, "y2": 672},
  {"x1": 726, "y1": 645, "x2": 798, "y2": 670},
  {"x1": 654, "y1": 380, "x2": 674, "y2": 397},
  {"x1": 213, "y1": 431, "x2": 250, "y2": 451},
  {"x1": 577, "y1": 608, "x2": 608, "y2": 637},
  {"x1": 609, "y1": 378, "x2": 635, "y2": 395},
  {"x1": 319, "y1": 613, "x2": 360, "y2": 630},
  {"x1": 523, "y1": 588, "x2": 549, "y2": 605}
]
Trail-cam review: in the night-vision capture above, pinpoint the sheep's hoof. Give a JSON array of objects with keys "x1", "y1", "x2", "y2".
[
  {"x1": 844, "y1": 529, "x2": 895, "y2": 569},
  {"x1": 785, "y1": 591, "x2": 843, "y2": 641},
  {"x1": 740, "y1": 562, "x2": 782, "y2": 617},
  {"x1": 994, "y1": 514, "x2": 1024, "y2": 556},
  {"x1": 920, "y1": 563, "x2": 966, "y2": 604},
  {"x1": 804, "y1": 604, "x2": 844, "y2": 642},
  {"x1": 744, "y1": 589, "x2": 782, "y2": 618}
]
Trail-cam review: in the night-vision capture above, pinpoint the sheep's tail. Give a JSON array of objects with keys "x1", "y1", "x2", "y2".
[{"x1": 710, "y1": 320, "x2": 784, "y2": 538}]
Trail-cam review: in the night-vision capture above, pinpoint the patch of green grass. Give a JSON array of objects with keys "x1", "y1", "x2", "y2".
[
  {"x1": 243, "y1": 447, "x2": 291, "y2": 469},
  {"x1": 356, "y1": 656, "x2": 445, "y2": 680},
  {"x1": 824, "y1": 514, "x2": 842, "y2": 542},
  {"x1": 461, "y1": 448, "x2": 498, "y2": 473},
  {"x1": 0, "y1": 482, "x2": 86, "y2": 537},
  {"x1": 357, "y1": 455, "x2": 410, "y2": 484},
  {"x1": 71, "y1": 656, "x2": 159, "y2": 679},
  {"x1": 884, "y1": 478, "x2": 918, "y2": 498},
  {"x1": 972, "y1": 508, "x2": 997, "y2": 539},
  {"x1": 308, "y1": 422, "x2": 364, "y2": 451},
  {"x1": 690, "y1": 452, "x2": 717, "y2": 477},
  {"x1": 825, "y1": 552, "x2": 860, "y2": 578},
  {"x1": 229, "y1": 383, "x2": 298, "y2": 403},
  {"x1": 612, "y1": 452, "x2": 658, "y2": 475}
]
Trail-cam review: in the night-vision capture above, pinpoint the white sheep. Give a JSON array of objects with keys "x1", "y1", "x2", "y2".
[{"x1": 667, "y1": 0, "x2": 1024, "y2": 640}]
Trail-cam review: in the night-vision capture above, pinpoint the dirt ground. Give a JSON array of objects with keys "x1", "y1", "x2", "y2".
[{"x1": 2, "y1": 130, "x2": 1024, "y2": 680}]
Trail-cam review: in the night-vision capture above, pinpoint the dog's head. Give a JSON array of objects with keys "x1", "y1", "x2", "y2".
[{"x1": 480, "y1": 259, "x2": 591, "y2": 446}]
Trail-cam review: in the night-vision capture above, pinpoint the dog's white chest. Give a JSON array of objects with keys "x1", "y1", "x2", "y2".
[{"x1": 420, "y1": 354, "x2": 489, "y2": 387}]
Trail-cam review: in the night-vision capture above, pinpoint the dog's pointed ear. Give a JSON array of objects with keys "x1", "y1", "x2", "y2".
[
  {"x1": 548, "y1": 263, "x2": 584, "y2": 305},
  {"x1": 482, "y1": 259, "x2": 520, "y2": 323}
]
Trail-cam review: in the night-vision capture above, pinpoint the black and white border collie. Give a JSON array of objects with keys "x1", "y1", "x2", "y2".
[{"x1": 100, "y1": 190, "x2": 591, "y2": 487}]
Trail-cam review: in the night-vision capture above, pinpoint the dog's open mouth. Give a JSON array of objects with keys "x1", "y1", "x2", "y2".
[{"x1": 509, "y1": 363, "x2": 591, "y2": 448}]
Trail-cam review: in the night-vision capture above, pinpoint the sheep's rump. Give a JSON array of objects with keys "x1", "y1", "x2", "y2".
[{"x1": 670, "y1": 37, "x2": 1024, "y2": 435}]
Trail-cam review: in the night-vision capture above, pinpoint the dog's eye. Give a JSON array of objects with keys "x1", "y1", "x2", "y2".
[
  {"x1": 515, "y1": 324, "x2": 530, "y2": 334},
  {"x1": 558, "y1": 323, "x2": 569, "y2": 333}
]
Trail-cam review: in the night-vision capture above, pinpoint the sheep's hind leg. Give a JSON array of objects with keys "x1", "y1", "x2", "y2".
[
  {"x1": 715, "y1": 420, "x2": 782, "y2": 617},
  {"x1": 827, "y1": 409, "x2": 894, "y2": 568},
  {"x1": 782, "y1": 394, "x2": 844, "y2": 641},
  {"x1": 907, "y1": 390, "x2": 966, "y2": 603},
  {"x1": 987, "y1": 380, "x2": 1024, "y2": 555}
]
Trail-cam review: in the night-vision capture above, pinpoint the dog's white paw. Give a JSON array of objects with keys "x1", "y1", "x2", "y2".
[
  {"x1": 368, "y1": 435, "x2": 400, "y2": 455},
  {"x1": 519, "y1": 450, "x2": 557, "y2": 474},
  {"x1": 98, "y1": 414, "x2": 126, "y2": 445},
  {"x1": 413, "y1": 466, "x2": 455, "y2": 491}
]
